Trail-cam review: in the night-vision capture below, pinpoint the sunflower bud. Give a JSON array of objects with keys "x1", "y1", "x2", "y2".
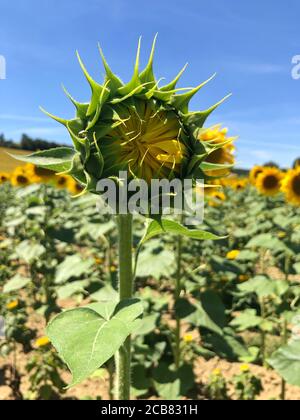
[{"x1": 12, "y1": 37, "x2": 234, "y2": 203}]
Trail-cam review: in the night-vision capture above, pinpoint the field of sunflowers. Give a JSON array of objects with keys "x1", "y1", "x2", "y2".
[{"x1": 1, "y1": 158, "x2": 300, "y2": 400}]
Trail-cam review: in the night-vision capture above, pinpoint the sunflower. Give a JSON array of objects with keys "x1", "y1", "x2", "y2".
[
  {"x1": 199, "y1": 125, "x2": 236, "y2": 176},
  {"x1": 183, "y1": 334, "x2": 193, "y2": 343},
  {"x1": 249, "y1": 165, "x2": 265, "y2": 185},
  {"x1": 212, "y1": 368, "x2": 222, "y2": 377},
  {"x1": 55, "y1": 174, "x2": 70, "y2": 189},
  {"x1": 256, "y1": 167, "x2": 283, "y2": 196},
  {"x1": 233, "y1": 178, "x2": 248, "y2": 190},
  {"x1": 207, "y1": 190, "x2": 226, "y2": 206},
  {"x1": 281, "y1": 167, "x2": 300, "y2": 206},
  {"x1": 6, "y1": 300, "x2": 19, "y2": 310},
  {"x1": 35, "y1": 336, "x2": 51, "y2": 348},
  {"x1": 0, "y1": 172, "x2": 10, "y2": 183},
  {"x1": 68, "y1": 178, "x2": 85, "y2": 195},
  {"x1": 240, "y1": 364, "x2": 250, "y2": 373},
  {"x1": 11, "y1": 169, "x2": 31, "y2": 187},
  {"x1": 25, "y1": 163, "x2": 54, "y2": 183},
  {"x1": 102, "y1": 99, "x2": 188, "y2": 183},
  {"x1": 226, "y1": 250, "x2": 240, "y2": 260}
]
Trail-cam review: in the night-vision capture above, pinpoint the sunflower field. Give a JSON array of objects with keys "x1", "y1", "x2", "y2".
[
  {"x1": 1, "y1": 25, "x2": 300, "y2": 403},
  {"x1": 0, "y1": 159, "x2": 300, "y2": 400}
]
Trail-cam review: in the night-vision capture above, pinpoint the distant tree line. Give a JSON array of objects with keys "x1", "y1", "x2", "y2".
[{"x1": 0, "y1": 133, "x2": 66, "y2": 151}]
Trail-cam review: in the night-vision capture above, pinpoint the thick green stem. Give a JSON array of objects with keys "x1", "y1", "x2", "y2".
[
  {"x1": 174, "y1": 233, "x2": 183, "y2": 370},
  {"x1": 115, "y1": 214, "x2": 133, "y2": 400}
]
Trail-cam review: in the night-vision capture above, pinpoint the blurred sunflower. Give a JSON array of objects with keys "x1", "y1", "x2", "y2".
[
  {"x1": 281, "y1": 167, "x2": 300, "y2": 206},
  {"x1": 55, "y1": 174, "x2": 70, "y2": 189},
  {"x1": 11, "y1": 170, "x2": 31, "y2": 187},
  {"x1": 6, "y1": 300, "x2": 19, "y2": 310},
  {"x1": 256, "y1": 167, "x2": 283, "y2": 196},
  {"x1": 199, "y1": 125, "x2": 236, "y2": 176},
  {"x1": 226, "y1": 249, "x2": 240, "y2": 260},
  {"x1": 240, "y1": 364, "x2": 250, "y2": 373},
  {"x1": 0, "y1": 172, "x2": 10, "y2": 183},
  {"x1": 249, "y1": 165, "x2": 265, "y2": 185},
  {"x1": 25, "y1": 163, "x2": 54, "y2": 183},
  {"x1": 68, "y1": 178, "x2": 84, "y2": 195},
  {"x1": 183, "y1": 334, "x2": 193, "y2": 343},
  {"x1": 237, "y1": 178, "x2": 249, "y2": 190},
  {"x1": 35, "y1": 336, "x2": 51, "y2": 348},
  {"x1": 207, "y1": 190, "x2": 226, "y2": 206}
]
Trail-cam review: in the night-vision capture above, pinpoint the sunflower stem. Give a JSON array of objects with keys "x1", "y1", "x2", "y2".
[{"x1": 115, "y1": 214, "x2": 133, "y2": 400}]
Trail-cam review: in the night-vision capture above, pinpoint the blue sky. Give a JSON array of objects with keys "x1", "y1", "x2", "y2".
[{"x1": 0, "y1": 0, "x2": 299, "y2": 168}]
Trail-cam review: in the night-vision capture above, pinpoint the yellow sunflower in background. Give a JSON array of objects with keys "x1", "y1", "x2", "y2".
[
  {"x1": 256, "y1": 167, "x2": 284, "y2": 196},
  {"x1": 232, "y1": 178, "x2": 249, "y2": 190},
  {"x1": 226, "y1": 249, "x2": 240, "y2": 260},
  {"x1": 199, "y1": 125, "x2": 236, "y2": 176},
  {"x1": 24, "y1": 163, "x2": 54, "y2": 183},
  {"x1": 249, "y1": 165, "x2": 265, "y2": 185},
  {"x1": 0, "y1": 172, "x2": 10, "y2": 183},
  {"x1": 55, "y1": 174, "x2": 71, "y2": 190},
  {"x1": 281, "y1": 167, "x2": 300, "y2": 206},
  {"x1": 35, "y1": 336, "x2": 51, "y2": 348},
  {"x1": 207, "y1": 190, "x2": 226, "y2": 207},
  {"x1": 11, "y1": 169, "x2": 31, "y2": 187},
  {"x1": 68, "y1": 178, "x2": 84, "y2": 196}
]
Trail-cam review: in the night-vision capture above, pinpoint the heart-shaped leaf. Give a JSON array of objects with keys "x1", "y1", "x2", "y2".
[{"x1": 46, "y1": 299, "x2": 143, "y2": 387}]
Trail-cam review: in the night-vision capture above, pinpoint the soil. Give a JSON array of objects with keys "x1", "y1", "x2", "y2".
[{"x1": 195, "y1": 357, "x2": 300, "y2": 401}]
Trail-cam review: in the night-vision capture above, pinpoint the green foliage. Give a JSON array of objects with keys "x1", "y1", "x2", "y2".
[
  {"x1": 269, "y1": 340, "x2": 300, "y2": 387},
  {"x1": 232, "y1": 368, "x2": 263, "y2": 401},
  {"x1": 47, "y1": 299, "x2": 143, "y2": 386}
]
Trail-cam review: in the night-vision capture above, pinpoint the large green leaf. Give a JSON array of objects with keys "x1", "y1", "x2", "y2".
[
  {"x1": 175, "y1": 297, "x2": 224, "y2": 335},
  {"x1": 136, "y1": 246, "x2": 175, "y2": 279},
  {"x1": 238, "y1": 276, "x2": 289, "y2": 298},
  {"x1": 269, "y1": 340, "x2": 300, "y2": 386},
  {"x1": 3, "y1": 274, "x2": 30, "y2": 293},
  {"x1": 246, "y1": 234, "x2": 292, "y2": 255},
  {"x1": 152, "y1": 362, "x2": 194, "y2": 400},
  {"x1": 230, "y1": 309, "x2": 263, "y2": 332},
  {"x1": 56, "y1": 280, "x2": 88, "y2": 300},
  {"x1": 55, "y1": 254, "x2": 94, "y2": 284},
  {"x1": 15, "y1": 240, "x2": 46, "y2": 264},
  {"x1": 9, "y1": 147, "x2": 77, "y2": 173},
  {"x1": 202, "y1": 328, "x2": 252, "y2": 362},
  {"x1": 47, "y1": 299, "x2": 143, "y2": 387},
  {"x1": 294, "y1": 263, "x2": 300, "y2": 275},
  {"x1": 141, "y1": 218, "x2": 223, "y2": 245}
]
